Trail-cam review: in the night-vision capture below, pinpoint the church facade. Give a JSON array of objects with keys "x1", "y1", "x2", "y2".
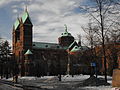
[{"x1": 12, "y1": 9, "x2": 81, "y2": 76}]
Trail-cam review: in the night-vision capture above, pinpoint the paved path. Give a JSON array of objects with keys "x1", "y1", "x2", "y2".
[{"x1": 0, "y1": 79, "x2": 23, "y2": 90}]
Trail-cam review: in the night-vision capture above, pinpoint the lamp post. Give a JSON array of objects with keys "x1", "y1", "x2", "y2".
[
  {"x1": 66, "y1": 45, "x2": 80, "y2": 76},
  {"x1": 56, "y1": 51, "x2": 61, "y2": 81},
  {"x1": 67, "y1": 52, "x2": 70, "y2": 75}
]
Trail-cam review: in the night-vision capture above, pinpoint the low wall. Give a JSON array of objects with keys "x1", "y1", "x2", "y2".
[{"x1": 112, "y1": 69, "x2": 120, "y2": 87}]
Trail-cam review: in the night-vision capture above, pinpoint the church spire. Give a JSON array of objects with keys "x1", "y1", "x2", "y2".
[
  {"x1": 21, "y1": 5, "x2": 32, "y2": 24},
  {"x1": 14, "y1": 18, "x2": 20, "y2": 30}
]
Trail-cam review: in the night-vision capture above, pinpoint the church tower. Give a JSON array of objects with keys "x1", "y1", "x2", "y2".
[
  {"x1": 12, "y1": 9, "x2": 33, "y2": 76},
  {"x1": 58, "y1": 25, "x2": 74, "y2": 47},
  {"x1": 20, "y1": 9, "x2": 33, "y2": 51}
]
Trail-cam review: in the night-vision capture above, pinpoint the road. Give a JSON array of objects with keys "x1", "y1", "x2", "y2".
[{"x1": 0, "y1": 79, "x2": 23, "y2": 90}]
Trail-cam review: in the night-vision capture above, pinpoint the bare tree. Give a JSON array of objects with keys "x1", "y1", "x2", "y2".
[
  {"x1": 109, "y1": 23, "x2": 120, "y2": 43},
  {"x1": 80, "y1": 0, "x2": 120, "y2": 83},
  {"x1": 81, "y1": 20, "x2": 98, "y2": 48}
]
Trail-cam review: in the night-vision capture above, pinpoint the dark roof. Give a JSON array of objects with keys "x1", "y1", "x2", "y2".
[
  {"x1": 14, "y1": 18, "x2": 20, "y2": 30},
  {"x1": 21, "y1": 10, "x2": 32, "y2": 23},
  {"x1": 33, "y1": 42, "x2": 67, "y2": 50},
  {"x1": 14, "y1": 10, "x2": 32, "y2": 30},
  {"x1": 32, "y1": 41, "x2": 89, "y2": 51}
]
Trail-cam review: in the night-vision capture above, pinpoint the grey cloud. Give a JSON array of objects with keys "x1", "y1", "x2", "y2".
[{"x1": 0, "y1": 0, "x2": 88, "y2": 44}]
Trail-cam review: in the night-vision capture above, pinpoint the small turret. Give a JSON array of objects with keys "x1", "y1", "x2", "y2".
[{"x1": 61, "y1": 24, "x2": 72, "y2": 37}]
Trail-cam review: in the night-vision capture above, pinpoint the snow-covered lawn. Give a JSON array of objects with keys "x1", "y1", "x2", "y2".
[
  {"x1": 17, "y1": 74, "x2": 112, "y2": 82},
  {"x1": 61, "y1": 75, "x2": 119, "y2": 90},
  {"x1": 3, "y1": 75, "x2": 120, "y2": 90},
  {"x1": 62, "y1": 74, "x2": 90, "y2": 81},
  {"x1": 62, "y1": 75, "x2": 117, "y2": 90}
]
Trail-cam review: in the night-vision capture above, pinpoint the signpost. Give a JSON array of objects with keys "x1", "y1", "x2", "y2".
[{"x1": 91, "y1": 62, "x2": 97, "y2": 78}]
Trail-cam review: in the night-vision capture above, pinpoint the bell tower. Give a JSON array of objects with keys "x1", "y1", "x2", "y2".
[
  {"x1": 12, "y1": 9, "x2": 33, "y2": 76},
  {"x1": 20, "y1": 8, "x2": 33, "y2": 51}
]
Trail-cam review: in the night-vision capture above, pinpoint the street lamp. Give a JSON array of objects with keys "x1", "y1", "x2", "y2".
[{"x1": 67, "y1": 52, "x2": 70, "y2": 75}]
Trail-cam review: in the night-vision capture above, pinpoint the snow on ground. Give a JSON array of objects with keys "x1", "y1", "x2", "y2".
[
  {"x1": 62, "y1": 75, "x2": 118, "y2": 90},
  {"x1": 62, "y1": 74, "x2": 90, "y2": 81},
  {"x1": 80, "y1": 86, "x2": 112, "y2": 90},
  {"x1": 18, "y1": 76, "x2": 56, "y2": 80},
  {"x1": 0, "y1": 84, "x2": 23, "y2": 90},
  {"x1": 19, "y1": 76, "x2": 37, "y2": 80},
  {"x1": 62, "y1": 74, "x2": 112, "y2": 84},
  {"x1": 5, "y1": 77, "x2": 13, "y2": 81},
  {"x1": 3, "y1": 75, "x2": 120, "y2": 90},
  {"x1": 17, "y1": 74, "x2": 111, "y2": 82},
  {"x1": 82, "y1": 86, "x2": 120, "y2": 90},
  {"x1": 97, "y1": 75, "x2": 112, "y2": 84}
]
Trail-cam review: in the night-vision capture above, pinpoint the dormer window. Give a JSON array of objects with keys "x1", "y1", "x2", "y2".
[
  {"x1": 57, "y1": 46, "x2": 59, "y2": 48},
  {"x1": 75, "y1": 47, "x2": 78, "y2": 49},
  {"x1": 33, "y1": 44, "x2": 35, "y2": 46},
  {"x1": 45, "y1": 45, "x2": 48, "y2": 47}
]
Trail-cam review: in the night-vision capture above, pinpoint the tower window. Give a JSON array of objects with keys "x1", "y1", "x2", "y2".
[{"x1": 16, "y1": 30, "x2": 20, "y2": 42}]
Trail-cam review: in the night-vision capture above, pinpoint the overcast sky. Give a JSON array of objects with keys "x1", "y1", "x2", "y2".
[{"x1": 0, "y1": 0, "x2": 89, "y2": 45}]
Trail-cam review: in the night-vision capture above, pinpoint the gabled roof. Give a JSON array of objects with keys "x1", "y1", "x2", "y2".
[
  {"x1": 68, "y1": 41, "x2": 79, "y2": 51},
  {"x1": 14, "y1": 18, "x2": 20, "y2": 30},
  {"x1": 67, "y1": 41, "x2": 89, "y2": 53},
  {"x1": 70, "y1": 45, "x2": 80, "y2": 52},
  {"x1": 33, "y1": 42, "x2": 67, "y2": 50},
  {"x1": 14, "y1": 9, "x2": 32, "y2": 30},
  {"x1": 25, "y1": 49, "x2": 33, "y2": 55}
]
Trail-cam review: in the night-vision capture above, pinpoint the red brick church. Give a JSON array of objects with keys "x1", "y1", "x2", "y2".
[{"x1": 12, "y1": 9, "x2": 83, "y2": 76}]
